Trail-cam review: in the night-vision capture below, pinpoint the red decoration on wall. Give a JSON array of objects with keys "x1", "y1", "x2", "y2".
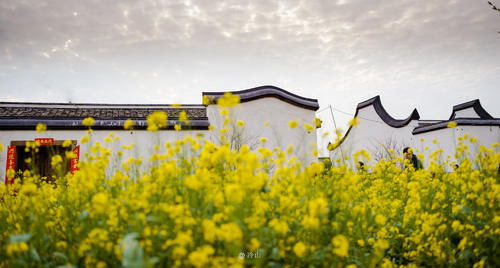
[
  {"x1": 5, "y1": 146, "x2": 16, "y2": 184},
  {"x1": 70, "y1": 145, "x2": 80, "y2": 175},
  {"x1": 35, "y1": 138, "x2": 54, "y2": 145}
]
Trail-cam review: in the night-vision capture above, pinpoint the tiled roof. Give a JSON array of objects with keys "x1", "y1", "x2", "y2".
[
  {"x1": 449, "y1": 99, "x2": 493, "y2": 120},
  {"x1": 0, "y1": 103, "x2": 209, "y2": 130},
  {"x1": 0, "y1": 103, "x2": 206, "y2": 119},
  {"x1": 413, "y1": 118, "x2": 500, "y2": 134},
  {"x1": 203, "y1": 85, "x2": 320, "y2": 111}
]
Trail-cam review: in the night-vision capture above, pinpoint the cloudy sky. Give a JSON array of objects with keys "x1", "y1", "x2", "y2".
[{"x1": 1, "y1": 0, "x2": 499, "y2": 140}]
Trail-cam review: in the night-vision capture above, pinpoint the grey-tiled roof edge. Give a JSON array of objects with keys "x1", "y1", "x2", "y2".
[
  {"x1": 357, "y1": 95, "x2": 420, "y2": 128},
  {"x1": 0, "y1": 118, "x2": 210, "y2": 130},
  {"x1": 0, "y1": 106, "x2": 207, "y2": 119},
  {"x1": 449, "y1": 99, "x2": 493, "y2": 120},
  {"x1": 412, "y1": 119, "x2": 500, "y2": 134},
  {"x1": 202, "y1": 85, "x2": 319, "y2": 111}
]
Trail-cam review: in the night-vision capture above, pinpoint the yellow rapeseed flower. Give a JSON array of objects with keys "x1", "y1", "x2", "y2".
[
  {"x1": 202, "y1": 95, "x2": 213, "y2": 105},
  {"x1": 327, "y1": 142, "x2": 336, "y2": 151},
  {"x1": 304, "y1": 124, "x2": 314, "y2": 132},
  {"x1": 51, "y1": 155, "x2": 63, "y2": 168},
  {"x1": 289, "y1": 120, "x2": 298, "y2": 129},
  {"x1": 188, "y1": 245, "x2": 214, "y2": 268},
  {"x1": 332, "y1": 234, "x2": 349, "y2": 257},
  {"x1": 216, "y1": 92, "x2": 240, "y2": 107},
  {"x1": 124, "y1": 119, "x2": 135, "y2": 130},
  {"x1": 36, "y1": 123, "x2": 47, "y2": 133},
  {"x1": 20, "y1": 183, "x2": 37, "y2": 195},
  {"x1": 375, "y1": 214, "x2": 387, "y2": 226},
  {"x1": 179, "y1": 111, "x2": 189, "y2": 124},
  {"x1": 147, "y1": 111, "x2": 168, "y2": 131},
  {"x1": 237, "y1": 120, "x2": 245, "y2": 128},
  {"x1": 248, "y1": 238, "x2": 260, "y2": 251},
  {"x1": 447, "y1": 121, "x2": 457, "y2": 128},
  {"x1": 348, "y1": 117, "x2": 360, "y2": 127},
  {"x1": 220, "y1": 108, "x2": 229, "y2": 116},
  {"x1": 82, "y1": 117, "x2": 95, "y2": 127},
  {"x1": 81, "y1": 135, "x2": 90, "y2": 144},
  {"x1": 62, "y1": 140, "x2": 73, "y2": 147},
  {"x1": 293, "y1": 242, "x2": 307, "y2": 258},
  {"x1": 314, "y1": 117, "x2": 322, "y2": 128},
  {"x1": 91, "y1": 193, "x2": 108, "y2": 214}
]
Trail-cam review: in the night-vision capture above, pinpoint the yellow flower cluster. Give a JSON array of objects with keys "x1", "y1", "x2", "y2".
[
  {"x1": 36, "y1": 123, "x2": 47, "y2": 133},
  {"x1": 146, "y1": 111, "x2": 167, "y2": 131},
  {"x1": 0, "y1": 120, "x2": 499, "y2": 267}
]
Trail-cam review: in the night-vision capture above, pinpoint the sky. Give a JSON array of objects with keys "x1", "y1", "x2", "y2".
[{"x1": 1, "y1": 0, "x2": 499, "y2": 153}]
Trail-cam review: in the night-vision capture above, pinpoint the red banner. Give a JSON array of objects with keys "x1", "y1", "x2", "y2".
[
  {"x1": 70, "y1": 145, "x2": 80, "y2": 175},
  {"x1": 5, "y1": 146, "x2": 16, "y2": 184},
  {"x1": 35, "y1": 138, "x2": 54, "y2": 145}
]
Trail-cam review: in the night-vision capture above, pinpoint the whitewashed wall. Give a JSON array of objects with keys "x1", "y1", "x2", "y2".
[
  {"x1": 329, "y1": 104, "x2": 419, "y2": 166},
  {"x1": 329, "y1": 102, "x2": 499, "y2": 170},
  {"x1": 453, "y1": 107, "x2": 480, "y2": 119},
  {"x1": 414, "y1": 125, "x2": 500, "y2": 170},
  {"x1": 207, "y1": 97, "x2": 318, "y2": 165},
  {"x1": 1, "y1": 97, "x2": 319, "y2": 180},
  {"x1": 0, "y1": 129, "x2": 207, "y2": 179}
]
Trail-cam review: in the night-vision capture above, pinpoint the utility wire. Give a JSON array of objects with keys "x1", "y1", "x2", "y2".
[
  {"x1": 329, "y1": 105, "x2": 345, "y2": 161},
  {"x1": 317, "y1": 105, "x2": 386, "y2": 125}
]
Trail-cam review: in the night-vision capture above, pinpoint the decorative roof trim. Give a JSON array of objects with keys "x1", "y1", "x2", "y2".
[
  {"x1": 449, "y1": 99, "x2": 493, "y2": 120},
  {"x1": 0, "y1": 103, "x2": 207, "y2": 120},
  {"x1": 329, "y1": 96, "x2": 419, "y2": 151},
  {"x1": 358, "y1": 96, "x2": 420, "y2": 128},
  {"x1": 202, "y1": 85, "x2": 319, "y2": 111},
  {"x1": 0, "y1": 102, "x2": 205, "y2": 109},
  {"x1": 0, "y1": 118, "x2": 210, "y2": 130},
  {"x1": 413, "y1": 118, "x2": 500, "y2": 135}
]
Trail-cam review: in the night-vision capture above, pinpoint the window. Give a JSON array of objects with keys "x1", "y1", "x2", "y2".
[{"x1": 8, "y1": 140, "x2": 78, "y2": 183}]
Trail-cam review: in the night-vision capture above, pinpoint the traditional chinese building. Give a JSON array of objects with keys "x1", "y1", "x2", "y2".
[
  {"x1": 1, "y1": 86, "x2": 319, "y2": 183},
  {"x1": 328, "y1": 96, "x2": 500, "y2": 170}
]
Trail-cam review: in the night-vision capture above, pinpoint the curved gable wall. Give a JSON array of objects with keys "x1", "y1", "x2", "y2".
[
  {"x1": 203, "y1": 85, "x2": 319, "y2": 111},
  {"x1": 449, "y1": 99, "x2": 493, "y2": 120},
  {"x1": 206, "y1": 96, "x2": 318, "y2": 164},
  {"x1": 329, "y1": 96, "x2": 420, "y2": 165}
]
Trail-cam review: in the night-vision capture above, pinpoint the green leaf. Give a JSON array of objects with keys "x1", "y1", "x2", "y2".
[
  {"x1": 145, "y1": 215, "x2": 160, "y2": 223},
  {"x1": 30, "y1": 248, "x2": 40, "y2": 262},
  {"x1": 271, "y1": 247, "x2": 280, "y2": 260},
  {"x1": 52, "y1": 252, "x2": 68, "y2": 262},
  {"x1": 8, "y1": 233, "x2": 32, "y2": 243},
  {"x1": 121, "y1": 233, "x2": 145, "y2": 268},
  {"x1": 78, "y1": 210, "x2": 89, "y2": 219},
  {"x1": 149, "y1": 257, "x2": 160, "y2": 265}
]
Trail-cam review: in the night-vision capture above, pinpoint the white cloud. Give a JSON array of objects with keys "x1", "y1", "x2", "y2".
[{"x1": 0, "y1": 0, "x2": 498, "y2": 124}]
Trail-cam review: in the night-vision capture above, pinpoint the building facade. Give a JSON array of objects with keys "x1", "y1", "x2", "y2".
[
  {"x1": 328, "y1": 96, "x2": 500, "y2": 170},
  {"x1": 1, "y1": 86, "x2": 319, "y2": 183}
]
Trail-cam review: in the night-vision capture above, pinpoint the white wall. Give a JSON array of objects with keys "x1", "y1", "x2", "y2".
[
  {"x1": 415, "y1": 125, "x2": 500, "y2": 170},
  {"x1": 329, "y1": 105, "x2": 419, "y2": 167},
  {"x1": 1, "y1": 97, "x2": 319, "y2": 180},
  {"x1": 453, "y1": 107, "x2": 480, "y2": 118},
  {"x1": 328, "y1": 103, "x2": 500, "y2": 170},
  {"x1": 207, "y1": 97, "x2": 318, "y2": 165},
  {"x1": 0, "y1": 129, "x2": 207, "y2": 179}
]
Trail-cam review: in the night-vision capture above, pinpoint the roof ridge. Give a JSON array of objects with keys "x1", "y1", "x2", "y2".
[
  {"x1": 203, "y1": 85, "x2": 319, "y2": 111},
  {"x1": 449, "y1": 99, "x2": 493, "y2": 120}
]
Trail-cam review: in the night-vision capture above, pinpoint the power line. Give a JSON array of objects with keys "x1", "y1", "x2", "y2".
[
  {"x1": 317, "y1": 105, "x2": 386, "y2": 125},
  {"x1": 329, "y1": 105, "x2": 345, "y2": 160}
]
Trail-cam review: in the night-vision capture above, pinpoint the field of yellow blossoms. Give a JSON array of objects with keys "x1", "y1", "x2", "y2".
[{"x1": 1, "y1": 97, "x2": 499, "y2": 267}]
